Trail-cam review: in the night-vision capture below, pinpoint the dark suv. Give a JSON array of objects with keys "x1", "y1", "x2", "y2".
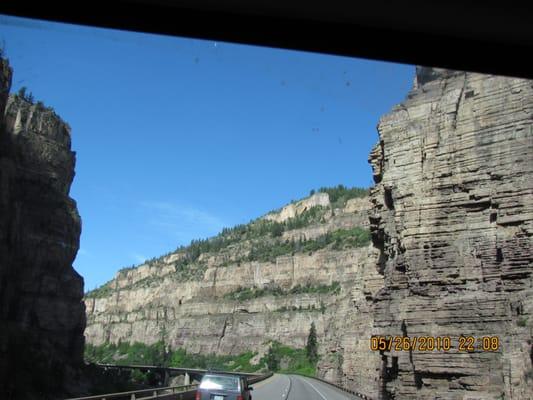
[{"x1": 195, "y1": 373, "x2": 253, "y2": 400}]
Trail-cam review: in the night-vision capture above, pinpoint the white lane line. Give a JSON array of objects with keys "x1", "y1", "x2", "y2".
[
  {"x1": 282, "y1": 375, "x2": 292, "y2": 399},
  {"x1": 300, "y1": 376, "x2": 328, "y2": 400}
]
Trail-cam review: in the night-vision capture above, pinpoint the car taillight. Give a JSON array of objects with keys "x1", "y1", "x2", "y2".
[
  {"x1": 195, "y1": 390, "x2": 201, "y2": 400},
  {"x1": 236, "y1": 396, "x2": 244, "y2": 400}
]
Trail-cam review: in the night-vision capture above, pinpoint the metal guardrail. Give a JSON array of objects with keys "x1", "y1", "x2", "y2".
[
  {"x1": 65, "y1": 384, "x2": 198, "y2": 400},
  {"x1": 247, "y1": 372, "x2": 273, "y2": 384}
]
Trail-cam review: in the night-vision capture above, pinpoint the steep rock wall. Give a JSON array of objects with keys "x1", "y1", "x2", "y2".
[
  {"x1": 0, "y1": 57, "x2": 85, "y2": 399},
  {"x1": 369, "y1": 67, "x2": 533, "y2": 399},
  {"x1": 316, "y1": 243, "x2": 384, "y2": 397},
  {"x1": 86, "y1": 247, "x2": 374, "y2": 351},
  {"x1": 84, "y1": 195, "x2": 375, "y2": 378}
]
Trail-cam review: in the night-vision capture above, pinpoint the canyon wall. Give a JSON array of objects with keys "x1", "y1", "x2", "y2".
[
  {"x1": 368, "y1": 67, "x2": 533, "y2": 399},
  {"x1": 0, "y1": 56, "x2": 86, "y2": 399},
  {"x1": 84, "y1": 193, "x2": 380, "y2": 383}
]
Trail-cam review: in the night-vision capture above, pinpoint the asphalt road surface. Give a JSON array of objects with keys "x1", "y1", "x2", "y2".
[{"x1": 252, "y1": 374, "x2": 356, "y2": 400}]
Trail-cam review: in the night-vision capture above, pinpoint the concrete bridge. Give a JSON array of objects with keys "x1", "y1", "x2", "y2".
[{"x1": 93, "y1": 363, "x2": 262, "y2": 387}]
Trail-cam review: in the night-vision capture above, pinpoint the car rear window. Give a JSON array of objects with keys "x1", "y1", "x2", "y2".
[{"x1": 199, "y1": 375, "x2": 240, "y2": 391}]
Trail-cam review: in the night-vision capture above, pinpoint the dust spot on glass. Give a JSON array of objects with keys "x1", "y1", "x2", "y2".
[
  {"x1": 320, "y1": 106, "x2": 325, "y2": 112},
  {"x1": 338, "y1": 137, "x2": 343, "y2": 144},
  {"x1": 194, "y1": 57, "x2": 199, "y2": 64},
  {"x1": 312, "y1": 128, "x2": 320, "y2": 134},
  {"x1": 345, "y1": 81, "x2": 351, "y2": 87},
  {"x1": 281, "y1": 80, "x2": 287, "y2": 86}
]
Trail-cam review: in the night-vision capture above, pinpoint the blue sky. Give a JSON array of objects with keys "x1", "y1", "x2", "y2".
[{"x1": 0, "y1": 15, "x2": 414, "y2": 291}]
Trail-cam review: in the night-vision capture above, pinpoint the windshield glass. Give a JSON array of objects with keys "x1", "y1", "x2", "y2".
[
  {"x1": 199, "y1": 375, "x2": 240, "y2": 390},
  {"x1": 1, "y1": 12, "x2": 531, "y2": 400}
]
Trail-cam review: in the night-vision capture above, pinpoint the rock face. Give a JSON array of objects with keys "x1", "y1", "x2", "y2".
[
  {"x1": 316, "y1": 240, "x2": 384, "y2": 394},
  {"x1": 84, "y1": 192, "x2": 377, "y2": 377},
  {"x1": 264, "y1": 193, "x2": 330, "y2": 223},
  {"x1": 0, "y1": 57, "x2": 86, "y2": 399},
  {"x1": 368, "y1": 67, "x2": 533, "y2": 399}
]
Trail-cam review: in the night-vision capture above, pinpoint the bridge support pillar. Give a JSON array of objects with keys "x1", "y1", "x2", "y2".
[
  {"x1": 163, "y1": 370, "x2": 170, "y2": 386},
  {"x1": 184, "y1": 372, "x2": 190, "y2": 385}
]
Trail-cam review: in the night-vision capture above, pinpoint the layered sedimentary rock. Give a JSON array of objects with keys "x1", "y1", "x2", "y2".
[
  {"x1": 0, "y1": 56, "x2": 86, "y2": 399},
  {"x1": 368, "y1": 67, "x2": 533, "y2": 399},
  {"x1": 85, "y1": 193, "x2": 378, "y2": 375},
  {"x1": 316, "y1": 242, "x2": 384, "y2": 394}
]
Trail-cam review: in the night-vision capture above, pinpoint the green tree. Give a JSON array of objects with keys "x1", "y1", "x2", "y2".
[
  {"x1": 306, "y1": 322, "x2": 318, "y2": 363},
  {"x1": 17, "y1": 86, "x2": 27, "y2": 99},
  {"x1": 265, "y1": 345, "x2": 280, "y2": 371},
  {"x1": 271, "y1": 222, "x2": 284, "y2": 237}
]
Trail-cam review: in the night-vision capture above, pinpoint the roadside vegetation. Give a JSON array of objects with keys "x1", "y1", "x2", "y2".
[
  {"x1": 84, "y1": 339, "x2": 320, "y2": 376},
  {"x1": 265, "y1": 323, "x2": 319, "y2": 376},
  {"x1": 264, "y1": 342, "x2": 315, "y2": 376},
  {"x1": 85, "y1": 341, "x2": 262, "y2": 372},
  {"x1": 85, "y1": 341, "x2": 168, "y2": 365}
]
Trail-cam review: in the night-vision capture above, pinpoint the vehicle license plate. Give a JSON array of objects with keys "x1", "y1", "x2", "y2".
[{"x1": 213, "y1": 396, "x2": 224, "y2": 400}]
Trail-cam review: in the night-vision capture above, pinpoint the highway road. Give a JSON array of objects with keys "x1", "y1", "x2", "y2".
[{"x1": 251, "y1": 374, "x2": 356, "y2": 400}]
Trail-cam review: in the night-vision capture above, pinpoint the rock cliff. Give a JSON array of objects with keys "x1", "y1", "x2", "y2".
[
  {"x1": 84, "y1": 190, "x2": 376, "y2": 375},
  {"x1": 368, "y1": 67, "x2": 533, "y2": 399},
  {"x1": 0, "y1": 56, "x2": 86, "y2": 399}
]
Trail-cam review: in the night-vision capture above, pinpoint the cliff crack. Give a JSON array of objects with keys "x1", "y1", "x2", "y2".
[
  {"x1": 452, "y1": 74, "x2": 467, "y2": 130},
  {"x1": 217, "y1": 316, "x2": 230, "y2": 351}
]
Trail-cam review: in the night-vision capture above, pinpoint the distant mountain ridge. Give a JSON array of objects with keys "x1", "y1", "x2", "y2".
[{"x1": 85, "y1": 185, "x2": 369, "y2": 297}]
